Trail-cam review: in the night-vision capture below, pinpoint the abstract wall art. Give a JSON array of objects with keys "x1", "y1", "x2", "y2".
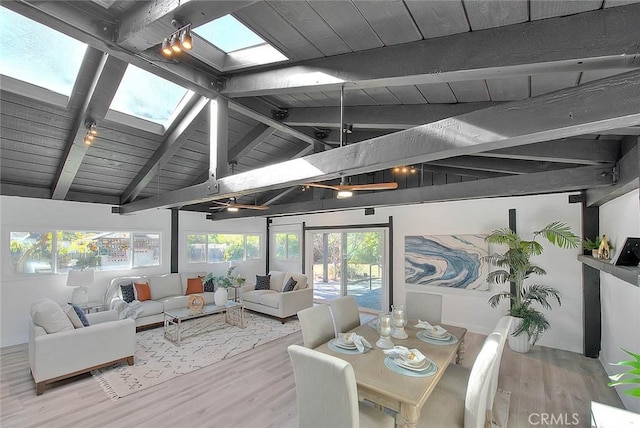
[{"x1": 405, "y1": 234, "x2": 489, "y2": 290}]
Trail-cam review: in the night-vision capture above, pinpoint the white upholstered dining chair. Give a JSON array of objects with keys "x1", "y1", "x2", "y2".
[
  {"x1": 329, "y1": 295, "x2": 361, "y2": 337},
  {"x1": 287, "y1": 345, "x2": 395, "y2": 428},
  {"x1": 297, "y1": 304, "x2": 335, "y2": 348},
  {"x1": 405, "y1": 291, "x2": 443, "y2": 325},
  {"x1": 417, "y1": 332, "x2": 501, "y2": 428}
]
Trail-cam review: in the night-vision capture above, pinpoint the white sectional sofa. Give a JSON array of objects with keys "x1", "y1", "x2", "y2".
[
  {"x1": 106, "y1": 272, "x2": 211, "y2": 329},
  {"x1": 240, "y1": 271, "x2": 312, "y2": 323}
]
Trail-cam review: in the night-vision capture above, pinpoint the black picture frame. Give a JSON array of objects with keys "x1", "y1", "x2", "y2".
[{"x1": 613, "y1": 237, "x2": 640, "y2": 267}]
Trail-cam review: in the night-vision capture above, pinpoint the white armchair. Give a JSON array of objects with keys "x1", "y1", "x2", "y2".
[{"x1": 29, "y1": 305, "x2": 136, "y2": 395}]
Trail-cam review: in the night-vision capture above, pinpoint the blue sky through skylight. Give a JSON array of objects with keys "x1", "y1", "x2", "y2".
[
  {"x1": 0, "y1": 7, "x2": 87, "y2": 97},
  {"x1": 110, "y1": 65, "x2": 188, "y2": 125},
  {"x1": 194, "y1": 15, "x2": 265, "y2": 53}
]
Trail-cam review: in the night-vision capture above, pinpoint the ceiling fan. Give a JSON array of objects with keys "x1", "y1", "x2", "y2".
[
  {"x1": 209, "y1": 197, "x2": 269, "y2": 212},
  {"x1": 303, "y1": 86, "x2": 397, "y2": 199}
]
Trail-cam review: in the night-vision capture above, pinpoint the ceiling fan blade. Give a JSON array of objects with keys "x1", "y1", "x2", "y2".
[
  {"x1": 303, "y1": 182, "x2": 340, "y2": 191},
  {"x1": 209, "y1": 201, "x2": 231, "y2": 208},
  {"x1": 337, "y1": 182, "x2": 399, "y2": 191},
  {"x1": 232, "y1": 203, "x2": 269, "y2": 210}
]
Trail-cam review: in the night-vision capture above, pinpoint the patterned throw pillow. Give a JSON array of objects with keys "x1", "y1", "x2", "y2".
[
  {"x1": 283, "y1": 276, "x2": 298, "y2": 292},
  {"x1": 203, "y1": 277, "x2": 215, "y2": 293},
  {"x1": 71, "y1": 304, "x2": 90, "y2": 327},
  {"x1": 255, "y1": 275, "x2": 271, "y2": 290},
  {"x1": 120, "y1": 283, "x2": 135, "y2": 303}
]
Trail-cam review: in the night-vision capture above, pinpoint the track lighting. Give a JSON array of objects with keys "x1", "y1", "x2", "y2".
[
  {"x1": 393, "y1": 165, "x2": 417, "y2": 174},
  {"x1": 337, "y1": 190, "x2": 353, "y2": 199},
  {"x1": 227, "y1": 206, "x2": 239, "y2": 212},
  {"x1": 83, "y1": 121, "x2": 97, "y2": 145},
  {"x1": 160, "y1": 21, "x2": 193, "y2": 58}
]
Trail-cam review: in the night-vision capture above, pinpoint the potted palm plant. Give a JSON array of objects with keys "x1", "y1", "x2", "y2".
[{"x1": 485, "y1": 222, "x2": 579, "y2": 353}]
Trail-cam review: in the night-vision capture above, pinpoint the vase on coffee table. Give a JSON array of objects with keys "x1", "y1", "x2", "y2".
[{"x1": 214, "y1": 287, "x2": 227, "y2": 306}]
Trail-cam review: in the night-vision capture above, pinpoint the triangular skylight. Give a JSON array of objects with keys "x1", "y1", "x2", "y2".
[
  {"x1": 195, "y1": 15, "x2": 264, "y2": 53},
  {"x1": 0, "y1": 7, "x2": 87, "y2": 97},
  {"x1": 109, "y1": 65, "x2": 189, "y2": 125}
]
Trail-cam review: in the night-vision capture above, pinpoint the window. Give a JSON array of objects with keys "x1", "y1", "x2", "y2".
[
  {"x1": 0, "y1": 7, "x2": 87, "y2": 101},
  {"x1": 9, "y1": 230, "x2": 161, "y2": 274},
  {"x1": 274, "y1": 233, "x2": 300, "y2": 260},
  {"x1": 186, "y1": 233, "x2": 261, "y2": 263}
]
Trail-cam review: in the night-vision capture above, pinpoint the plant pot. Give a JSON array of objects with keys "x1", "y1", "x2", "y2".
[
  {"x1": 508, "y1": 318, "x2": 531, "y2": 353},
  {"x1": 592, "y1": 249, "x2": 599, "y2": 258},
  {"x1": 214, "y1": 287, "x2": 228, "y2": 306}
]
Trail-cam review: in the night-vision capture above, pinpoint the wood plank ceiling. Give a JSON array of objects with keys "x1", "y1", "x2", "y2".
[{"x1": 1, "y1": 0, "x2": 639, "y2": 219}]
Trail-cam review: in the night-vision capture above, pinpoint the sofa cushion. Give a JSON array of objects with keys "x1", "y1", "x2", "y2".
[
  {"x1": 120, "y1": 283, "x2": 135, "y2": 303},
  {"x1": 255, "y1": 275, "x2": 271, "y2": 290},
  {"x1": 258, "y1": 293, "x2": 280, "y2": 309},
  {"x1": 63, "y1": 304, "x2": 84, "y2": 328},
  {"x1": 71, "y1": 304, "x2": 90, "y2": 326},
  {"x1": 242, "y1": 289, "x2": 275, "y2": 304},
  {"x1": 283, "y1": 276, "x2": 297, "y2": 292},
  {"x1": 149, "y1": 274, "x2": 181, "y2": 300},
  {"x1": 134, "y1": 282, "x2": 151, "y2": 301},
  {"x1": 31, "y1": 298, "x2": 75, "y2": 334},
  {"x1": 139, "y1": 299, "x2": 164, "y2": 316},
  {"x1": 203, "y1": 277, "x2": 215, "y2": 293},
  {"x1": 268, "y1": 271, "x2": 286, "y2": 292},
  {"x1": 185, "y1": 277, "x2": 204, "y2": 295},
  {"x1": 287, "y1": 272, "x2": 308, "y2": 290}
]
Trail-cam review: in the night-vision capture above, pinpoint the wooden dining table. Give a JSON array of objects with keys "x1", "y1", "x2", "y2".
[{"x1": 314, "y1": 320, "x2": 467, "y2": 428}]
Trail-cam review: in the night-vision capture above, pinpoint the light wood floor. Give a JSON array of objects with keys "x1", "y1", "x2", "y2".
[{"x1": 0, "y1": 328, "x2": 624, "y2": 428}]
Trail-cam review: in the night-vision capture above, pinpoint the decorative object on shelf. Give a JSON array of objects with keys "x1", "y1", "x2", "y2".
[
  {"x1": 612, "y1": 237, "x2": 640, "y2": 267},
  {"x1": 187, "y1": 295, "x2": 205, "y2": 312},
  {"x1": 391, "y1": 304, "x2": 408, "y2": 339},
  {"x1": 485, "y1": 221, "x2": 579, "y2": 353},
  {"x1": 607, "y1": 348, "x2": 640, "y2": 398},
  {"x1": 67, "y1": 269, "x2": 94, "y2": 305},
  {"x1": 214, "y1": 288, "x2": 227, "y2": 306},
  {"x1": 598, "y1": 234, "x2": 612, "y2": 260},
  {"x1": 582, "y1": 235, "x2": 603, "y2": 257},
  {"x1": 375, "y1": 313, "x2": 394, "y2": 349}
]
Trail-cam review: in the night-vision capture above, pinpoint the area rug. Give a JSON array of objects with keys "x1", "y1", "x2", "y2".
[{"x1": 92, "y1": 313, "x2": 300, "y2": 400}]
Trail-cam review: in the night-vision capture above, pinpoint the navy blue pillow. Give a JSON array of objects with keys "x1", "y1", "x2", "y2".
[
  {"x1": 255, "y1": 275, "x2": 271, "y2": 290},
  {"x1": 71, "y1": 304, "x2": 90, "y2": 327},
  {"x1": 283, "y1": 277, "x2": 297, "y2": 292},
  {"x1": 120, "y1": 283, "x2": 135, "y2": 303},
  {"x1": 204, "y1": 278, "x2": 215, "y2": 293}
]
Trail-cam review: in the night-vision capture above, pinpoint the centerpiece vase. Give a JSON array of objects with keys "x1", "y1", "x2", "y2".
[{"x1": 214, "y1": 287, "x2": 228, "y2": 306}]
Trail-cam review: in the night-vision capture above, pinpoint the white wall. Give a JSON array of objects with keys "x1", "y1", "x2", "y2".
[
  {"x1": 272, "y1": 192, "x2": 583, "y2": 352},
  {"x1": 598, "y1": 188, "x2": 640, "y2": 412}
]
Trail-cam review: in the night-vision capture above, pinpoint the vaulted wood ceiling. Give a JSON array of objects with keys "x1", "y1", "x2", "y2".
[{"x1": 1, "y1": 0, "x2": 639, "y2": 220}]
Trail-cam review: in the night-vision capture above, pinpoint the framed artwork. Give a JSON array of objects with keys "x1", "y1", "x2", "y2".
[{"x1": 405, "y1": 234, "x2": 489, "y2": 290}]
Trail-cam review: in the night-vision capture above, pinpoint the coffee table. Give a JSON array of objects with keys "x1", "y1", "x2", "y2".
[{"x1": 164, "y1": 301, "x2": 244, "y2": 345}]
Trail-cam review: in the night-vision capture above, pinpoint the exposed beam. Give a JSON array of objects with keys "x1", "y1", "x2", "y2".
[
  {"x1": 586, "y1": 139, "x2": 639, "y2": 206},
  {"x1": 420, "y1": 165, "x2": 508, "y2": 180},
  {"x1": 475, "y1": 139, "x2": 619, "y2": 165},
  {"x1": 0, "y1": 183, "x2": 120, "y2": 205},
  {"x1": 430, "y1": 157, "x2": 579, "y2": 175},
  {"x1": 51, "y1": 50, "x2": 127, "y2": 200},
  {"x1": 600, "y1": 126, "x2": 640, "y2": 135},
  {"x1": 221, "y1": 4, "x2": 640, "y2": 97},
  {"x1": 208, "y1": 165, "x2": 614, "y2": 220},
  {"x1": 116, "y1": 1, "x2": 255, "y2": 51},
  {"x1": 119, "y1": 70, "x2": 640, "y2": 214},
  {"x1": 283, "y1": 103, "x2": 499, "y2": 130},
  {"x1": 229, "y1": 124, "x2": 275, "y2": 162},
  {"x1": 120, "y1": 95, "x2": 210, "y2": 204}
]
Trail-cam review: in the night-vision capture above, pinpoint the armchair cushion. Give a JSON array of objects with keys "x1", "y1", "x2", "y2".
[
  {"x1": 283, "y1": 277, "x2": 298, "y2": 292},
  {"x1": 31, "y1": 298, "x2": 74, "y2": 334},
  {"x1": 71, "y1": 304, "x2": 90, "y2": 327},
  {"x1": 63, "y1": 304, "x2": 84, "y2": 329},
  {"x1": 255, "y1": 275, "x2": 271, "y2": 290}
]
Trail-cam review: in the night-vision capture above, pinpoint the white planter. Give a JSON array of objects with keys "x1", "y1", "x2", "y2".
[
  {"x1": 508, "y1": 318, "x2": 531, "y2": 353},
  {"x1": 214, "y1": 288, "x2": 228, "y2": 306}
]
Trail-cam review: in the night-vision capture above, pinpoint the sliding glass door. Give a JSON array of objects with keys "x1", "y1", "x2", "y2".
[{"x1": 311, "y1": 229, "x2": 386, "y2": 312}]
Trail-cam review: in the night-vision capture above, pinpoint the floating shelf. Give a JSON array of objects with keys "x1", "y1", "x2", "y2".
[{"x1": 578, "y1": 255, "x2": 639, "y2": 287}]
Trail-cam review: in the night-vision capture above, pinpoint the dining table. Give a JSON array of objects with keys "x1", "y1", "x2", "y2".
[{"x1": 314, "y1": 320, "x2": 467, "y2": 428}]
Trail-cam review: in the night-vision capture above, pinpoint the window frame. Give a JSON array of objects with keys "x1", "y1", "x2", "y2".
[
  {"x1": 274, "y1": 232, "x2": 300, "y2": 261},
  {"x1": 185, "y1": 232, "x2": 262, "y2": 264}
]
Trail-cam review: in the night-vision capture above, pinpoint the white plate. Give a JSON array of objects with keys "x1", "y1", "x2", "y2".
[
  {"x1": 422, "y1": 331, "x2": 451, "y2": 341},
  {"x1": 334, "y1": 339, "x2": 357, "y2": 349},
  {"x1": 394, "y1": 357, "x2": 432, "y2": 372}
]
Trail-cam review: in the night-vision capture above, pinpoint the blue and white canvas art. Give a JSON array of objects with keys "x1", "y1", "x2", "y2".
[{"x1": 405, "y1": 235, "x2": 488, "y2": 290}]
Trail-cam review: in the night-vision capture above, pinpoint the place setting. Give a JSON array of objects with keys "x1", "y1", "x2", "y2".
[
  {"x1": 415, "y1": 320, "x2": 459, "y2": 345},
  {"x1": 382, "y1": 346, "x2": 438, "y2": 377},
  {"x1": 328, "y1": 332, "x2": 372, "y2": 354}
]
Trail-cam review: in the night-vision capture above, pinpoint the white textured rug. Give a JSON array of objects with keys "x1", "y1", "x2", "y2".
[{"x1": 92, "y1": 313, "x2": 300, "y2": 400}]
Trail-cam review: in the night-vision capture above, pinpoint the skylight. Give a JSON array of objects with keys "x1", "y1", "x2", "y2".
[
  {"x1": 0, "y1": 7, "x2": 87, "y2": 97},
  {"x1": 194, "y1": 15, "x2": 264, "y2": 53},
  {"x1": 109, "y1": 65, "x2": 189, "y2": 125}
]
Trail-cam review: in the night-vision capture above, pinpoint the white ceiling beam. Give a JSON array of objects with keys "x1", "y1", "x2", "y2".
[
  {"x1": 586, "y1": 140, "x2": 639, "y2": 206},
  {"x1": 229, "y1": 124, "x2": 276, "y2": 163},
  {"x1": 475, "y1": 139, "x2": 620, "y2": 165},
  {"x1": 221, "y1": 4, "x2": 640, "y2": 97},
  {"x1": 430, "y1": 157, "x2": 576, "y2": 175},
  {"x1": 118, "y1": 70, "x2": 640, "y2": 214}
]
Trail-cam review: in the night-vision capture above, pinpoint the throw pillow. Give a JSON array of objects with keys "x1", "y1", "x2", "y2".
[
  {"x1": 30, "y1": 298, "x2": 75, "y2": 334},
  {"x1": 63, "y1": 304, "x2": 84, "y2": 328},
  {"x1": 255, "y1": 274, "x2": 271, "y2": 290},
  {"x1": 120, "y1": 283, "x2": 135, "y2": 303},
  {"x1": 71, "y1": 304, "x2": 90, "y2": 327},
  {"x1": 203, "y1": 276, "x2": 215, "y2": 292},
  {"x1": 134, "y1": 282, "x2": 151, "y2": 301},
  {"x1": 185, "y1": 277, "x2": 204, "y2": 295},
  {"x1": 283, "y1": 276, "x2": 298, "y2": 292}
]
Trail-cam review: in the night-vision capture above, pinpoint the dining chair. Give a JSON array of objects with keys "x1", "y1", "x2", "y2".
[
  {"x1": 436, "y1": 316, "x2": 513, "y2": 424},
  {"x1": 329, "y1": 295, "x2": 361, "y2": 337},
  {"x1": 287, "y1": 345, "x2": 395, "y2": 428},
  {"x1": 297, "y1": 304, "x2": 335, "y2": 348},
  {"x1": 405, "y1": 291, "x2": 443, "y2": 325},
  {"x1": 417, "y1": 332, "x2": 501, "y2": 428}
]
